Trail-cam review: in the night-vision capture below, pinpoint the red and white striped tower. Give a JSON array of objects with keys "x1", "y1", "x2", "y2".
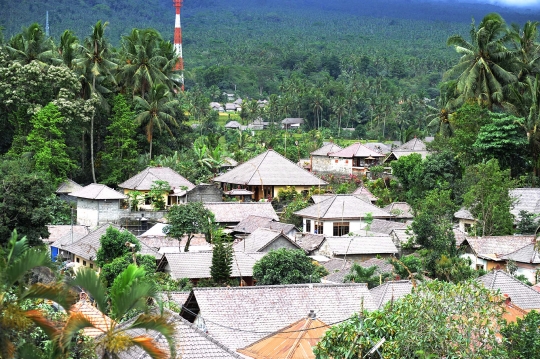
[{"x1": 173, "y1": 0, "x2": 184, "y2": 91}]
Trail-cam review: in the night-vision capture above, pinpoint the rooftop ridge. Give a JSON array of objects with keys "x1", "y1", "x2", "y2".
[{"x1": 192, "y1": 282, "x2": 369, "y2": 291}]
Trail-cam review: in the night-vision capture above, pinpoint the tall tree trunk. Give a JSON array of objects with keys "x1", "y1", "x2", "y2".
[{"x1": 90, "y1": 74, "x2": 97, "y2": 183}]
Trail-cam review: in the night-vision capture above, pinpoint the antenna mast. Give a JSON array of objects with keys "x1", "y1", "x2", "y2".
[
  {"x1": 173, "y1": 0, "x2": 185, "y2": 91},
  {"x1": 45, "y1": 11, "x2": 50, "y2": 37}
]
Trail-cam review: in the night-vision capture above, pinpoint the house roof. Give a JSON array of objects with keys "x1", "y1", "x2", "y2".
[
  {"x1": 294, "y1": 233, "x2": 326, "y2": 253},
  {"x1": 224, "y1": 189, "x2": 253, "y2": 196},
  {"x1": 222, "y1": 157, "x2": 239, "y2": 167},
  {"x1": 394, "y1": 138, "x2": 427, "y2": 151},
  {"x1": 478, "y1": 270, "x2": 540, "y2": 310},
  {"x1": 181, "y1": 283, "x2": 376, "y2": 351},
  {"x1": 501, "y1": 243, "x2": 540, "y2": 264},
  {"x1": 368, "y1": 219, "x2": 407, "y2": 235},
  {"x1": 213, "y1": 150, "x2": 327, "y2": 187},
  {"x1": 164, "y1": 251, "x2": 265, "y2": 279},
  {"x1": 139, "y1": 223, "x2": 168, "y2": 238},
  {"x1": 225, "y1": 121, "x2": 242, "y2": 129},
  {"x1": 383, "y1": 202, "x2": 414, "y2": 219},
  {"x1": 329, "y1": 142, "x2": 385, "y2": 159},
  {"x1": 70, "y1": 298, "x2": 114, "y2": 338},
  {"x1": 462, "y1": 236, "x2": 535, "y2": 260},
  {"x1": 369, "y1": 280, "x2": 414, "y2": 309},
  {"x1": 56, "y1": 179, "x2": 83, "y2": 194},
  {"x1": 116, "y1": 309, "x2": 245, "y2": 359},
  {"x1": 391, "y1": 228, "x2": 413, "y2": 246},
  {"x1": 233, "y1": 228, "x2": 301, "y2": 252},
  {"x1": 295, "y1": 195, "x2": 393, "y2": 220},
  {"x1": 60, "y1": 224, "x2": 121, "y2": 261},
  {"x1": 237, "y1": 314, "x2": 328, "y2": 359},
  {"x1": 69, "y1": 184, "x2": 127, "y2": 200},
  {"x1": 323, "y1": 236, "x2": 398, "y2": 256},
  {"x1": 47, "y1": 225, "x2": 89, "y2": 246},
  {"x1": 322, "y1": 258, "x2": 353, "y2": 283},
  {"x1": 310, "y1": 143, "x2": 343, "y2": 156},
  {"x1": 509, "y1": 188, "x2": 540, "y2": 217},
  {"x1": 454, "y1": 208, "x2": 475, "y2": 220},
  {"x1": 118, "y1": 167, "x2": 195, "y2": 191},
  {"x1": 363, "y1": 142, "x2": 392, "y2": 155},
  {"x1": 360, "y1": 258, "x2": 395, "y2": 276},
  {"x1": 232, "y1": 215, "x2": 295, "y2": 234},
  {"x1": 352, "y1": 186, "x2": 378, "y2": 202},
  {"x1": 204, "y1": 202, "x2": 278, "y2": 223},
  {"x1": 282, "y1": 118, "x2": 304, "y2": 125},
  {"x1": 159, "y1": 291, "x2": 191, "y2": 308}
]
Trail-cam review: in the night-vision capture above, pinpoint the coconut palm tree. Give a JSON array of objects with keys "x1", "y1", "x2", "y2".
[
  {"x1": 55, "y1": 30, "x2": 79, "y2": 69},
  {"x1": 0, "y1": 230, "x2": 73, "y2": 359},
  {"x1": 134, "y1": 83, "x2": 179, "y2": 159},
  {"x1": 444, "y1": 13, "x2": 516, "y2": 110},
  {"x1": 507, "y1": 21, "x2": 540, "y2": 82},
  {"x1": 59, "y1": 265, "x2": 175, "y2": 359},
  {"x1": 5, "y1": 23, "x2": 54, "y2": 65}
]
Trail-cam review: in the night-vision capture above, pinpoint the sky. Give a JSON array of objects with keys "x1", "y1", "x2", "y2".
[{"x1": 456, "y1": 0, "x2": 540, "y2": 7}]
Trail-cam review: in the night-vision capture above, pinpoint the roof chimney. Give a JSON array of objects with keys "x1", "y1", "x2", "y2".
[{"x1": 308, "y1": 310, "x2": 316, "y2": 319}]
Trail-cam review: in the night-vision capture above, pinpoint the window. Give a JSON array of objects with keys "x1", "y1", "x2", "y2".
[
  {"x1": 333, "y1": 222, "x2": 350, "y2": 236},
  {"x1": 476, "y1": 264, "x2": 484, "y2": 271},
  {"x1": 76, "y1": 258, "x2": 80, "y2": 263},
  {"x1": 305, "y1": 220, "x2": 311, "y2": 233},
  {"x1": 90, "y1": 263, "x2": 94, "y2": 269},
  {"x1": 83, "y1": 260, "x2": 87, "y2": 266},
  {"x1": 315, "y1": 221, "x2": 324, "y2": 234}
]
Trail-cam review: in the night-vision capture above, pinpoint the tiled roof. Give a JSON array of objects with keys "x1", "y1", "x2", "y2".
[
  {"x1": 213, "y1": 150, "x2": 327, "y2": 186},
  {"x1": 510, "y1": 188, "x2": 540, "y2": 217},
  {"x1": 453, "y1": 227, "x2": 468, "y2": 246},
  {"x1": 237, "y1": 314, "x2": 329, "y2": 359},
  {"x1": 61, "y1": 224, "x2": 121, "y2": 261},
  {"x1": 56, "y1": 179, "x2": 83, "y2": 194},
  {"x1": 368, "y1": 219, "x2": 407, "y2": 235},
  {"x1": 463, "y1": 236, "x2": 535, "y2": 260},
  {"x1": 159, "y1": 291, "x2": 191, "y2": 308},
  {"x1": 204, "y1": 202, "x2": 278, "y2": 223},
  {"x1": 47, "y1": 225, "x2": 89, "y2": 246},
  {"x1": 225, "y1": 121, "x2": 242, "y2": 128},
  {"x1": 394, "y1": 138, "x2": 427, "y2": 151},
  {"x1": 454, "y1": 208, "x2": 474, "y2": 220},
  {"x1": 329, "y1": 142, "x2": 385, "y2": 159},
  {"x1": 233, "y1": 228, "x2": 301, "y2": 252},
  {"x1": 322, "y1": 258, "x2": 352, "y2": 283},
  {"x1": 224, "y1": 189, "x2": 253, "y2": 195},
  {"x1": 139, "y1": 223, "x2": 168, "y2": 238},
  {"x1": 282, "y1": 118, "x2": 304, "y2": 125},
  {"x1": 352, "y1": 186, "x2": 378, "y2": 202},
  {"x1": 322, "y1": 236, "x2": 398, "y2": 256},
  {"x1": 182, "y1": 283, "x2": 376, "y2": 351},
  {"x1": 70, "y1": 299, "x2": 113, "y2": 338},
  {"x1": 383, "y1": 202, "x2": 414, "y2": 219},
  {"x1": 232, "y1": 215, "x2": 296, "y2": 234},
  {"x1": 310, "y1": 143, "x2": 343, "y2": 156},
  {"x1": 363, "y1": 142, "x2": 392, "y2": 155},
  {"x1": 69, "y1": 184, "x2": 127, "y2": 200},
  {"x1": 390, "y1": 150, "x2": 430, "y2": 160},
  {"x1": 294, "y1": 233, "x2": 326, "y2": 253},
  {"x1": 370, "y1": 280, "x2": 413, "y2": 309},
  {"x1": 360, "y1": 258, "x2": 395, "y2": 275},
  {"x1": 295, "y1": 195, "x2": 393, "y2": 220},
  {"x1": 116, "y1": 310, "x2": 244, "y2": 359},
  {"x1": 501, "y1": 243, "x2": 540, "y2": 264},
  {"x1": 391, "y1": 228, "x2": 413, "y2": 246},
  {"x1": 118, "y1": 167, "x2": 195, "y2": 191},
  {"x1": 165, "y1": 251, "x2": 265, "y2": 279},
  {"x1": 478, "y1": 270, "x2": 540, "y2": 310}
]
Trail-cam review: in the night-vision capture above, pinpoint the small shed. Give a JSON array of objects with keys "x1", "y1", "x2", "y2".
[{"x1": 70, "y1": 184, "x2": 127, "y2": 228}]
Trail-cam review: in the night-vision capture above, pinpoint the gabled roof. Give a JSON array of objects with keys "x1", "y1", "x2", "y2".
[
  {"x1": 233, "y1": 228, "x2": 301, "y2": 252},
  {"x1": 116, "y1": 309, "x2": 245, "y2": 359},
  {"x1": 237, "y1": 314, "x2": 328, "y2": 359},
  {"x1": 295, "y1": 195, "x2": 393, "y2": 220},
  {"x1": 323, "y1": 236, "x2": 398, "y2": 256},
  {"x1": 232, "y1": 215, "x2": 296, "y2": 234},
  {"x1": 164, "y1": 251, "x2": 265, "y2": 279},
  {"x1": 204, "y1": 202, "x2": 278, "y2": 223},
  {"x1": 352, "y1": 186, "x2": 378, "y2": 202},
  {"x1": 181, "y1": 283, "x2": 376, "y2": 351},
  {"x1": 118, "y1": 167, "x2": 195, "y2": 191},
  {"x1": 225, "y1": 121, "x2": 242, "y2": 129},
  {"x1": 368, "y1": 219, "x2": 407, "y2": 235},
  {"x1": 47, "y1": 225, "x2": 89, "y2": 246},
  {"x1": 56, "y1": 179, "x2": 83, "y2": 194},
  {"x1": 282, "y1": 118, "x2": 304, "y2": 125},
  {"x1": 69, "y1": 184, "x2": 127, "y2": 200},
  {"x1": 501, "y1": 243, "x2": 540, "y2": 264},
  {"x1": 329, "y1": 142, "x2": 385, "y2": 159},
  {"x1": 213, "y1": 150, "x2": 327, "y2": 186},
  {"x1": 478, "y1": 270, "x2": 540, "y2": 310},
  {"x1": 159, "y1": 291, "x2": 191, "y2": 308},
  {"x1": 462, "y1": 236, "x2": 535, "y2": 260},
  {"x1": 224, "y1": 189, "x2": 253, "y2": 196},
  {"x1": 360, "y1": 257, "x2": 395, "y2": 276},
  {"x1": 363, "y1": 142, "x2": 392, "y2": 155},
  {"x1": 370, "y1": 280, "x2": 413, "y2": 309},
  {"x1": 294, "y1": 233, "x2": 326, "y2": 253},
  {"x1": 61, "y1": 224, "x2": 121, "y2": 261},
  {"x1": 454, "y1": 208, "x2": 474, "y2": 220},
  {"x1": 70, "y1": 299, "x2": 113, "y2": 338},
  {"x1": 322, "y1": 258, "x2": 353, "y2": 283},
  {"x1": 383, "y1": 202, "x2": 414, "y2": 219},
  {"x1": 509, "y1": 188, "x2": 540, "y2": 217},
  {"x1": 394, "y1": 138, "x2": 427, "y2": 151},
  {"x1": 310, "y1": 143, "x2": 343, "y2": 156}
]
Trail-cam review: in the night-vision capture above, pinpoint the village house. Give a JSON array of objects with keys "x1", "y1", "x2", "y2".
[
  {"x1": 185, "y1": 183, "x2": 223, "y2": 203},
  {"x1": 232, "y1": 215, "x2": 298, "y2": 238},
  {"x1": 509, "y1": 187, "x2": 540, "y2": 219},
  {"x1": 500, "y1": 243, "x2": 540, "y2": 284},
  {"x1": 454, "y1": 208, "x2": 476, "y2": 233},
  {"x1": 48, "y1": 225, "x2": 89, "y2": 260},
  {"x1": 69, "y1": 184, "x2": 127, "y2": 228},
  {"x1": 478, "y1": 270, "x2": 540, "y2": 310},
  {"x1": 293, "y1": 232, "x2": 327, "y2": 254},
  {"x1": 383, "y1": 137, "x2": 430, "y2": 165},
  {"x1": 294, "y1": 194, "x2": 394, "y2": 236},
  {"x1": 233, "y1": 228, "x2": 303, "y2": 253},
  {"x1": 118, "y1": 166, "x2": 195, "y2": 209},
  {"x1": 55, "y1": 178, "x2": 83, "y2": 203},
  {"x1": 383, "y1": 202, "x2": 414, "y2": 221},
  {"x1": 352, "y1": 186, "x2": 378, "y2": 204},
  {"x1": 213, "y1": 149, "x2": 327, "y2": 201},
  {"x1": 138, "y1": 223, "x2": 211, "y2": 253},
  {"x1": 281, "y1": 117, "x2": 304, "y2": 129},
  {"x1": 309, "y1": 142, "x2": 343, "y2": 173},
  {"x1": 204, "y1": 202, "x2": 278, "y2": 226},
  {"x1": 322, "y1": 257, "x2": 395, "y2": 284},
  {"x1": 324, "y1": 142, "x2": 386, "y2": 176},
  {"x1": 317, "y1": 235, "x2": 398, "y2": 262},
  {"x1": 224, "y1": 120, "x2": 242, "y2": 130}
]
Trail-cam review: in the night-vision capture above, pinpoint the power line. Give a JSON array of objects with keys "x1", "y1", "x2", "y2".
[{"x1": 180, "y1": 305, "x2": 352, "y2": 335}]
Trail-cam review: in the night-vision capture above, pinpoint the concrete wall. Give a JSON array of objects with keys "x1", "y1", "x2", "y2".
[
  {"x1": 262, "y1": 236, "x2": 299, "y2": 252},
  {"x1": 302, "y1": 218, "x2": 363, "y2": 236},
  {"x1": 76, "y1": 198, "x2": 123, "y2": 228},
  {"x1": 187, "y1": 184, "x2": 223, "y2": 203},
  {"x1": 516, "y1": 263, "x2": 538, "y2": 284}
]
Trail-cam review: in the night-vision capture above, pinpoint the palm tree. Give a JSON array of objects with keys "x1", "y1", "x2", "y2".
[
  {"x1": 6, "y1": 23, "x2": 54, "y2": 65},
  {"x1": 134, "y1": 83, "x2": 179, "y2": 159},
  {"x1": 507, "y1": 21, "x2": 540, "y2": 82},
  {"x1": 444, "y1": 13, "x2": 517, "y2": 109},
  {"x1": 74, "y1": 21, "x2": 117, "y2": 183},
  {"x1": 0, "y1": 230, "x2": 73, "y2": 359},
  {"x1": 332, "y1": 96, "x2": 347, "y2": 136},
  {"x1": 59, "y1": 265, "x2": 175, "y2": 359},
  {"x1": 56, "y1": 30, "x2": 79, "y2": 69}
]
